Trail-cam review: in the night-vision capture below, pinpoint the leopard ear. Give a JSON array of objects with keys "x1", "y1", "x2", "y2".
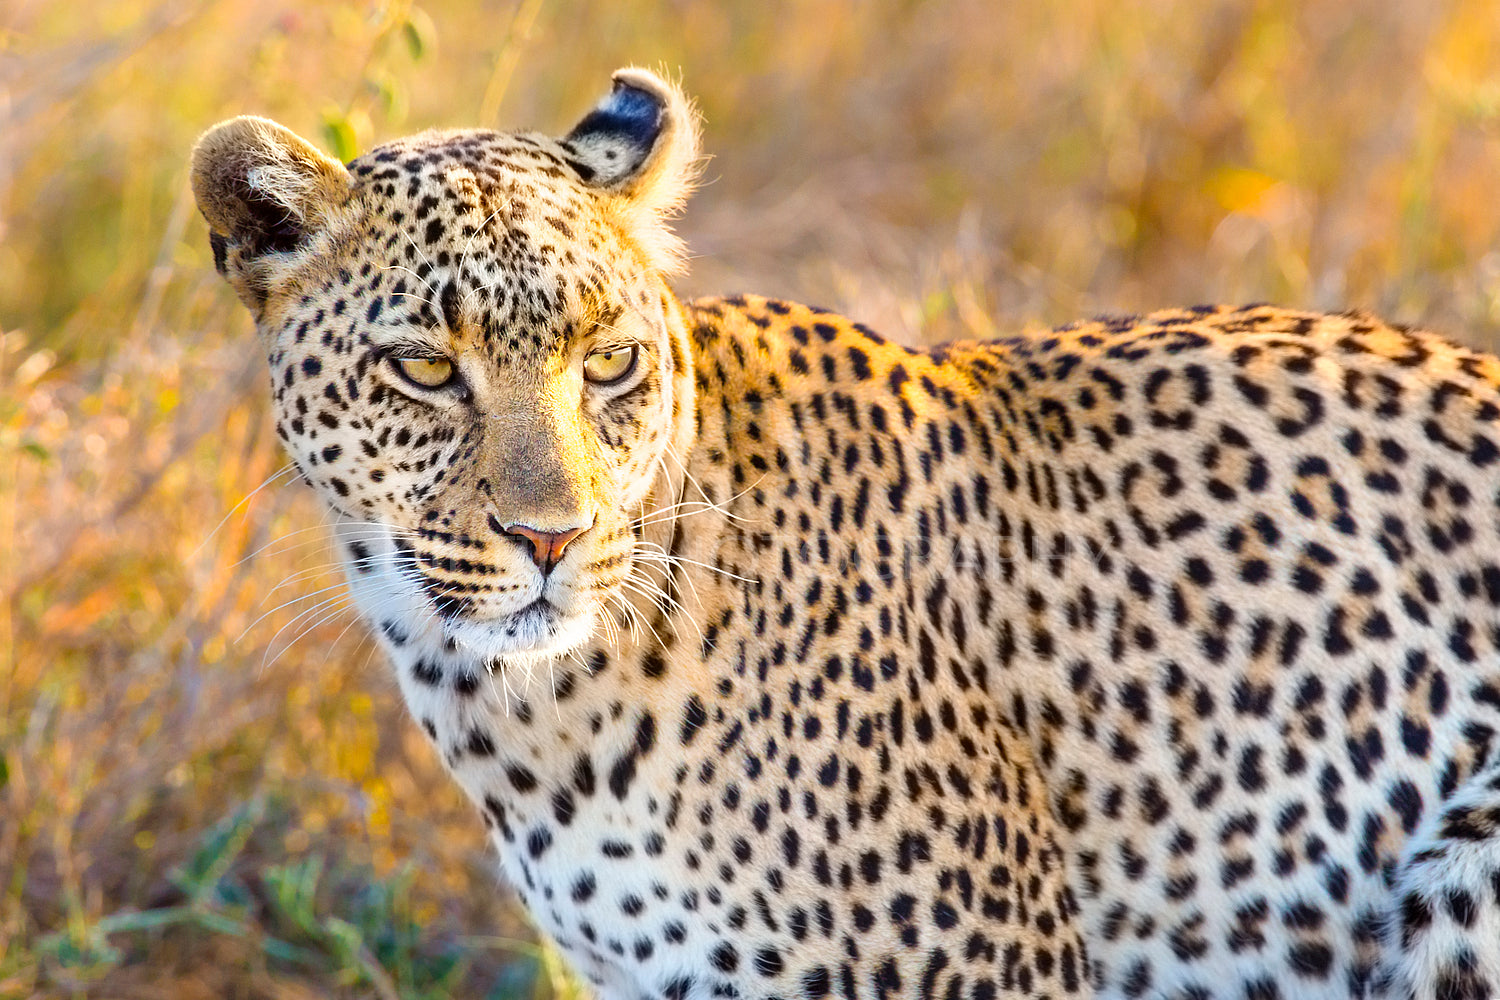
[
  {"x1": 562, "y1": 68, "x2": 702, "y2": 273},
  {"x1": 190, "y1": 116, "x2": 351, "y2": 309}
]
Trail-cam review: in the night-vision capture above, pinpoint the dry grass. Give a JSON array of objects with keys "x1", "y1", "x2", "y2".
[{"x1": 3, "y1": 0, "x2": 1500, "y2": 996}]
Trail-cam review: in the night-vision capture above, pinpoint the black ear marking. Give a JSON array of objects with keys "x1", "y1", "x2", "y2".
[
  {"x1": 209, "y1": 231, "x2": 229, "y2": 275},
  {"x1": 204, "y1": 183, "x2": 306, "y2": 285},
  {"x1": 239, "y1": 185, "x2": 308, "y2": 256},
  {"x1": 569, "y1": 81, "x2": 664, "y2": 153},
  {"x1": 563, "y1": 79, "x2": 666, "y2": 187}
]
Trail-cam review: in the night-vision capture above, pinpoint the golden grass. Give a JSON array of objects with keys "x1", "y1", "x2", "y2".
[{"x1": 4, "y1": 0, "x2": 1500, "y2": 995}]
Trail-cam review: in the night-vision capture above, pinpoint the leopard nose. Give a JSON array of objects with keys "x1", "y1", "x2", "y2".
[{"x1": 501, "y1": 521, "x2": 590, "y2": 574}]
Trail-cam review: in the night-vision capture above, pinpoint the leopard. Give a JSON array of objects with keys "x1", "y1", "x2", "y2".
[{"x1": 190, "y1": 67, "x2": 1500, "y2": 1000}]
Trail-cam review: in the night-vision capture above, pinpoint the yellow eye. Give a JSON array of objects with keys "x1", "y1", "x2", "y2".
[
  {"x1": 394, "y1": 356, "x2": 454, "y2": 388},
  {"x1": 583, "y1": 345, "x2": 638, "y2": 385}
]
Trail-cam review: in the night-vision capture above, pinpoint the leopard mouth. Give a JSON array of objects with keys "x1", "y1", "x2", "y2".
[{"x1": 442, "y1": 597, "x2": 595, "y2": 663}]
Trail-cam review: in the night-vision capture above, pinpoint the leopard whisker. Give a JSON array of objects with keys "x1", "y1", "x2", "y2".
[
  {"x1": 257, "y1": 593, "x2": 352, "y2": 673},
  {"x1": 617, "y1": 572, "x2": 703, "y2": 647},
  {"x1": 192, "y1": 460, "x2": 301, "y2": 560},
  {"x1": 613, "y1": 578, "x2": 674, "y2": 650},
  {"x1": 658, "y1": 437, "x2": 762, "y2": 525},
  {"x1": 241, "y1": 580, "x2": 353, "y2": 637},
  {"x1": 631, "y1": 542, "x2": 756, "y2": 584}
]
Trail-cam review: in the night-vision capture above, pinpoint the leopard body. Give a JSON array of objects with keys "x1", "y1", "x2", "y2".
[{"x1": 191, "y1": 69, "x2": 1500, "y2": 1000}]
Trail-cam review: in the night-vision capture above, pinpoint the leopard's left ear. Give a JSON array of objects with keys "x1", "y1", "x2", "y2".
[{"x1": 562, "y1": 68, "x2": 701, "y2": 272}]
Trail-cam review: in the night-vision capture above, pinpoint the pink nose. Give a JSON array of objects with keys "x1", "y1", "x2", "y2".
[{"x1": 504, "y1": 523, "x2": 588, "y2": 573}]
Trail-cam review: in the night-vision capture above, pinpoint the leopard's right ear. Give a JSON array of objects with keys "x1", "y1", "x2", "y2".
[{"x1": 190, "y1": 116, "x2": 351, "y2": 309}]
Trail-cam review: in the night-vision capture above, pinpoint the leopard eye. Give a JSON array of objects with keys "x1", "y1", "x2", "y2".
[
  {"x1": 393, "y1": 356, "x2": 454, "y2": 389},
  {"x1": 583, "y1": 345, "x2": 638, "y2": 385}
]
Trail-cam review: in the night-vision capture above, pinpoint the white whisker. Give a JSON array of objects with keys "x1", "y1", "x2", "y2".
[
  {"x1": 258, "y1": 593, "x2": 351, "y2": 672},
  {"x1": 193, "y1": 461, "x2": 301, "y2": 560},
  {"x1": 240, "y1": 581, "x2": 351, "y2": 639}
]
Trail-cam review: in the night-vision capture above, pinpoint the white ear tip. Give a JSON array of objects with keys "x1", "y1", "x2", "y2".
[{"x1": 610, "y1": 67, "x2": 672, "y2": 96}]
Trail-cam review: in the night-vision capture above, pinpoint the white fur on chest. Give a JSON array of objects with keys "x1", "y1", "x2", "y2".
[{"x1": 334, "y1": 523, "x2": 724, "y2": 999}]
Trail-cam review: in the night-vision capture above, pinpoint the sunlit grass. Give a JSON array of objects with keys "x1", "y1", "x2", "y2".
[{"x1": 4, "y1": 0, "x2": 1500, "y2": 995}]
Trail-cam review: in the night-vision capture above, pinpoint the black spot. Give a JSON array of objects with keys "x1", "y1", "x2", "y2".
[
  {"x1": 1445, "y1": 888, "x2": 1479, "y2": 928},
  {"x1": 848, "y1": 347, "x2": 872, "y2": 380},
  {"x1": 526, "y1": 826, "x2": 551, "y2": 858},
  {"x1": 754, "y1": 947, "x2": 784, "y2": 976},
  {"x1": 1400, "y1": 891, "x2": 1432, "y2": 947},
  {"x1": 466, "y1": 727, "x2": 496, "y2": 756},
  {"x1": 1388, "y1": 779, "x2": 1423, "y2": 834},
  {"x1": 1288, "y1": 941, "x2": 1333, "y2": 979},
  {"x1": 411, "y1": 658, "x2": 442, "y2": 686},
  {"x1": 710, "y1": 942, "x2": 739, "y2": 972},
  {"x1": 608, "y1": 712, "x2": 657, "y2": 799},
  {"x1": 551, "y1": 789, "x2": 576, "y2": 825},
  {"x1": 209, "y1": 231, "x2": 229, "y2": 273},
  {"x1": 573, "y1": 754, "x2": 597, "y2": 796},
  {"x1": 347, "y1": 540, "x2": 374, "y2": 572},
  {"x1": 506, "y1": 764, "x2": 538, "y2": 793},
  {"x1": 681, "y1": 694, "x2": 707, "y2": 745},
  {"x1": 801, "y1": 967, "x2": 831, "y2": 996}
]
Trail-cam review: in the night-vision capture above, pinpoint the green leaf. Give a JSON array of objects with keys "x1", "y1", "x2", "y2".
[
  {"x1": 402, "y1": 7, "x2": 437, "y2": 61},
  {"x1": 264, "y1": 854, "x2": 325, "y2": 936},
  {"x1": 173, "y1": 798, "x2": 263, "y2": 899},
  {"x1": 36, "y1": 922, "x2": 123, "y2": 971},
  {"x1": 321, "y1": 110, "x2": 360, "y2": 163},
  {"x1": 368, "y1": 71, "x2": 407, "y2": 121},
  {"x1": 323, "y1": 914, "x2": 364, "y2": 961}
]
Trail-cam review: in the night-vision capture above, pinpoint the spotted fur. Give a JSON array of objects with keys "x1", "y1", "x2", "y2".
[{"x1": 192, "y1": 69, "x2": 1500, "y2": 1000}]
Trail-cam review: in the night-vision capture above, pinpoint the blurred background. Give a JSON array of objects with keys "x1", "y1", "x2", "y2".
[{"x1": 4, "y1": 0, "x2": 1500, "y2": 996}]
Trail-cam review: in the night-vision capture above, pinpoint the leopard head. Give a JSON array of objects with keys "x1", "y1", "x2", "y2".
[{"x1": 191, "y1": 68, "x2": 701, "y2": 662}]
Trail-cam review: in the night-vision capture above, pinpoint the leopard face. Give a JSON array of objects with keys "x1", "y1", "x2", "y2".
[{"x1": 193, "y1": 71, "x2": 699, "y2": 663}]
